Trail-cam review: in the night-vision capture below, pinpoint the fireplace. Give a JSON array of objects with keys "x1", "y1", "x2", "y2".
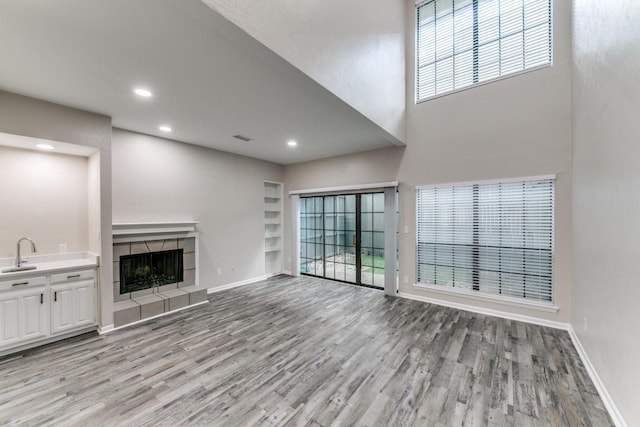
[
  {"x1": 120, "y1": 249, "x2": 184, "y2": 294},
  {"x1": 112, "y1": 222, "x2": 207, "y2": 328},
  {"x1": 112, "y1": 222, "x2": 199, "y2": 302}
]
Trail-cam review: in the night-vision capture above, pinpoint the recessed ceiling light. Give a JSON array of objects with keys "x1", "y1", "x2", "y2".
[
  {"x1": 287, "y1": 140, "x2": 298, "y2": 147},
  {"x1": 35, "y1": 143, "x2": 55, "y2": 150},
  {"x1": 159, "y1": 125, "x2": 172, "y2": 132},
  {"x1": 133, "y1": 87, "x2": 153, "y2": 98}
]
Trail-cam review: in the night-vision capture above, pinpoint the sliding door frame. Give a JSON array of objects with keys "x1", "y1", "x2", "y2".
[{"x1": 290, "y1": 182, "x2": 398, "y2": 295}]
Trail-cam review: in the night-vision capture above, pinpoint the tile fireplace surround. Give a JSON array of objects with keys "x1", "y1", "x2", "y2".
[{"x1": 112, "y1": 222, "x2": 207, "y2": 328}]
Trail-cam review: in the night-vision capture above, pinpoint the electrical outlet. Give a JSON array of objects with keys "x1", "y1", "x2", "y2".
[
  {"x1": 217, "y1": 268, "x2": 222, "y2": 275},
  {"x1": 403, "y1": 275, "x2": 409, "y2": 284},
  {"x1": 59, "y1": 243, "x2": 67, "y2": 253},
  {"x1": 583, "y1": 316, "x2": 588, "y2": 331},
  {"x1": 404, "y1": 225, "x2": 409, "y2": 234}
]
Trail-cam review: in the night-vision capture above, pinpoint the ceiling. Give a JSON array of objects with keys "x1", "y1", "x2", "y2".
[{"x1": 0, "y1": 0, "x2": 401, "y2": 165}]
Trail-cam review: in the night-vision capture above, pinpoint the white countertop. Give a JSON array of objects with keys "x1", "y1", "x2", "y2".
[{"x1": 0, "y1": 252, "x2": 99, "y2": 280}]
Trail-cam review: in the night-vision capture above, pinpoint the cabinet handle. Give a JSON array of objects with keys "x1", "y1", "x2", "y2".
[
  {"x1": 67, "y1": 274, "x2": 81, "y2": 279},
  {"x1": 54, "y1": 291, "x2": 57, "y2": 302},
  {"x1": 40, "y1": 293, "x2": 43, "y2": 304},
  {"x1": 12, "y1": 282, "x2": 29, "y2": 287}
]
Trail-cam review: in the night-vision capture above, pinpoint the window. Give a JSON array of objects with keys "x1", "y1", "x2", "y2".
[
  {"x1": 416, "y1": 177, "x2": 554, "y2": 304},
  {"x1": 416, "y1": 0, "x2": 552, "y2": 101}
]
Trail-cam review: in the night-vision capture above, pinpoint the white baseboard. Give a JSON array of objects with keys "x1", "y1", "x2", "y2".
[
  {"x1": 282, "y1": 270, "x2": 292, "y2": 276},
  {"x1": 98, "y1": 324, "x2": 114, "y2": 335},
  {"x1": 568, "y1": 327, "x2": 627, "y2": 427},
  {"x1": 0, "y1": 326, "x2": 98, "y2": 357},
  {"x1": 100, "y1": 301, "x2": 209, "y2": 334},
  {"x1": 207, "y1": 273, "x2": 275, "y2": 294},
  {"x1": 398, "y1": 291, "x2": 625, "y2": 425},
  {"x1": 397, "y1": 291, "x2": 570, "y2": 331}
]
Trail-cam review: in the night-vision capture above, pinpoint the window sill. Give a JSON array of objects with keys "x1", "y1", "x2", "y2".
[{"x1": 412, "y1": 283, "x2": 559, "y2": 313}]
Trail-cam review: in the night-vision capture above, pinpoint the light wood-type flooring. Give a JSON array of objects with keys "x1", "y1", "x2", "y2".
[{"x1": 0, "y1": 275, "x2": 613, "y2": 426}]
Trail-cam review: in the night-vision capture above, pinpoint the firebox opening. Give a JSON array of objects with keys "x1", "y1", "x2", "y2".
[{"x1": 120, "y1": 249, "x2": 184, "y2": 294}]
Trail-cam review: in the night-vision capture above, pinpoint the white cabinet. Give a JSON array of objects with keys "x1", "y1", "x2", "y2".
[
  {"x1": 21, "y1": 291, "x2": 48, "y2": 340},
  {"x1": 0, "y1": 268, "x2": 96, "y2": 353},
  {"x1": 51, "y1": 271, "x2": 96, "y2": 335},
  {"x1": 0, "y1": 276, "x2": 48, "y2": 348}
]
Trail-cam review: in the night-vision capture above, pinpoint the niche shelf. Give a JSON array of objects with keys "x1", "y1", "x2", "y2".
[{"x1": 264, "y1": 181, "x2": 283, "y2": 275}]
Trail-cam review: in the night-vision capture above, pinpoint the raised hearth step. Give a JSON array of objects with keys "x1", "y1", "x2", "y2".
[{"x1": 113, "y1": 287, "x2": 207, "y2": 328}]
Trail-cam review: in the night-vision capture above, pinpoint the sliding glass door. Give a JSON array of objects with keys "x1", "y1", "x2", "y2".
[{"x1": 300, "y1": 192, "x2": 385, "y2": 289}]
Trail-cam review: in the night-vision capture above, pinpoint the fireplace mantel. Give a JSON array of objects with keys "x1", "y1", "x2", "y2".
[{"x1": 113, "y1": 221, "x2": 198, "y2": 243}]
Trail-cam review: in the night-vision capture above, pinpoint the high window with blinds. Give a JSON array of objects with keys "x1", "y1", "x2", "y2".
[
  {"x1": 416, "y1": 0, "x2": 552, "y2": 101},
  {"x1": 416, "y1": 178, "x2": 554, "y2": 304}
]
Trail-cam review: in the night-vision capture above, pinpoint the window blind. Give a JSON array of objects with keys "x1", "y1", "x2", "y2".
[
  {"x1": 416, "y1": 178, "x2": 554, "y2": 303},
  {"x1": 416, "y1": 0, "x2": 552, "y2": 101}
]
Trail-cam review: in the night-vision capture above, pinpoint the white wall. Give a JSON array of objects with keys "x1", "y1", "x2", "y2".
[
  {"x1": 283, "y1": 0, "x2": 572, "y2": 324},
  {"x1": 572, "y1": 1, "x2": 640, "y2": 424},
  {"x1": 202, "y1": 0, "x2": 406, "y2": 144},
  {"x1": 111, "y1": 128, "x2": 283, "y2": 288},
  {"x1": 0, "y1": 146, "x2": 88, "y2": 258}
]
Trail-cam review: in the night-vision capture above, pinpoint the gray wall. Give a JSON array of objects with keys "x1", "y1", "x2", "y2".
[
  {"x1": 203, "y1": 0, "x2": 406, "y2": 143},
  {"x1": 282, "y1": 146, "x2": 404, "y2": 272},
  {"x1": 397, "y1": 0, "x2": 572, "y2": 323},
  {"x1": 0, "y1": 146, "x2": 89, "y2": 258},
  {"x1": 284, "y1": 0, "x2": 572, "y2": 323},
  {"x1": 111, "y1": 128, "x2": 284, "y2": 288},
  {"x1": 572, "y1": 0, "x2": 640, "y2": 424}
]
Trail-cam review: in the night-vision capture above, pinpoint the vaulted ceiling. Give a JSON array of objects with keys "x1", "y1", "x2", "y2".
[{"x1": 0, "y1": 0, "x2": 402, "y2": 164}]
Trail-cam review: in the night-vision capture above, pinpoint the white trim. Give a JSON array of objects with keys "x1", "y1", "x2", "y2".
[
  {"x1": 100, "y1": 301, "x2": 209, "y2": 334},
  {"x1": 113, "y1": 221, "x2": 199, "y2": 237},
  {"x1": 206, "y1": 274, "x2": 275, "y2": 294},
  {"x1": 568, "y1": 327, "x2": 628, "y2": 427},
  {"x1": 0, "y1": 326, "x2": 98, "y2": 357},
  {"x1": 398, "y1": 291, "x2": 569, "y2": 330},
  {"x1": 112, "y1": 232, "x2": 198, "y2": 244},
  {"x1": 413, "y1": 283, "x2": 559, "y2": 313},
  {"x1": 282, "y1": 270, "x2": 292, "y2": 276},
  {"x1": 289, "y1": 181, "x2": 398, "y2": 195},
  {"x1": 415, "y1": 175, "x2": 556, "y2": 190},
  {"x1": 396, "y1": 291, "x2": 624, "y2": 425},
  {"x1": 291, "y1": 193, "x2": 300, "y2": 277},
  {"x1": 384, "y1": 186, "x2": 398, "y2": 296},
  {"x1": 98, "y1": 324, "x2": 114, "y2": 335}
]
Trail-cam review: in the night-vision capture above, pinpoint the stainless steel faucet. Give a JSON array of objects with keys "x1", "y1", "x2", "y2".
[{"x1": 16, "y1": 237, "x2": 37, "y2": 267}]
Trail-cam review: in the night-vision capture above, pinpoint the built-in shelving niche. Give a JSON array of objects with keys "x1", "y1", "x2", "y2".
[{"x1": 264, "y1": 181, "x2": 283, "y2": 275}]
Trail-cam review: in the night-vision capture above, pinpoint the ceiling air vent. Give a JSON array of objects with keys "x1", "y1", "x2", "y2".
[{"x1": 232, "y1": 134, "x2": 252, "y2": 142}]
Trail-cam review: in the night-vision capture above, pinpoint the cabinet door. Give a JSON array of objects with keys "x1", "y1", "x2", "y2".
[
  {"x1": 20, "y1": 291, "x2": 48, "y2": 340},
  {"x1": 51, "y1": 280, "x2": 96, "y2": 334},
  {"x1": 0, "y1": 295, "x2": 20, "y2": 347},
  {"x1": 51, "y1": 285, "x2": 75, "y2": 334},
  {"x1": 0, "y1": 289, "x2": 48, "y2": 348},
  {"x1": 74, "y1": 283, "x2": 95, "y2": 327}
]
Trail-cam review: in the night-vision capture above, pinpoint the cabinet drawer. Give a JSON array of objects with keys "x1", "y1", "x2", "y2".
[
  {"x1": 0, "y1": 275, "x2": 47, "y2": 292},
  {"x1": 51, "y1": 269, "x2": 95, "y2": 284}
]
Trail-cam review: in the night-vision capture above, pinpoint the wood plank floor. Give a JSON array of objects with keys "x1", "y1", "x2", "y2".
[{"x1": 0, "y1": 275, "x2": 612, "y2": 426}]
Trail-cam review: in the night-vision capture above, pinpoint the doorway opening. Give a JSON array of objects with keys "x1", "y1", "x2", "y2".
[{"x1": 300, "y1": 192, "x2": 385, "y2": 289}]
